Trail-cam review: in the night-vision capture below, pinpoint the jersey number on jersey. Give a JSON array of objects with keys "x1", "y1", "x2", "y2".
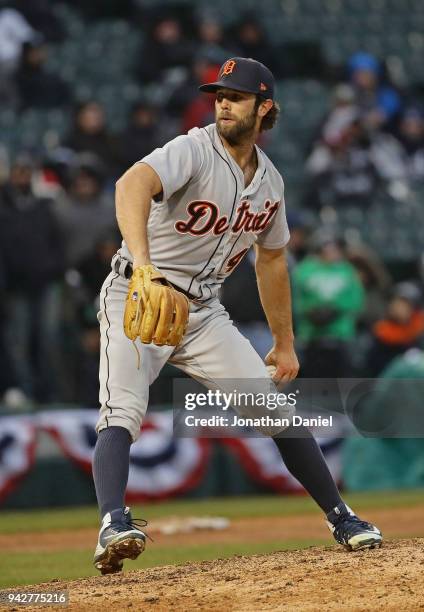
[{"x1": 225, "y1": 247, "x2": 249, "y2": 273}]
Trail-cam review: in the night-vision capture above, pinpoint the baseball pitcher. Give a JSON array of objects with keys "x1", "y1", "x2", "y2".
[{"x1": 92, "y1": 57, "x2": 382, "y2": 574}]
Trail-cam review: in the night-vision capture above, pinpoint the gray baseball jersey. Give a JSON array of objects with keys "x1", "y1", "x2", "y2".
[
  {"x1": 97, "y1": 123, "x2": 294, "y2": 442},
  {"x1": 118, "y1": 123, "x2": 290, "y2": 300}
]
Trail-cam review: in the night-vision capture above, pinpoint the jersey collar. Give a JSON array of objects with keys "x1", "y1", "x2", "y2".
[{"x1": 209, "y1": 124, "x2": 266, "y2": 196}]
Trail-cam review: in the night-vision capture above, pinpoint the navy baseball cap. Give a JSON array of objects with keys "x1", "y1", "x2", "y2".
[{"x1": 199, "y1": 57, "x2": 274, "y2": 99}]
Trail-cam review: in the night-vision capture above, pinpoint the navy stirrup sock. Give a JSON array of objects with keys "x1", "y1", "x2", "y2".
[
  {"x1": 273, "y1": 424, "x2": 343, "y2": 514},
  {"x1": 93, "y1": 426, "x2": 132, "y2": 518}
]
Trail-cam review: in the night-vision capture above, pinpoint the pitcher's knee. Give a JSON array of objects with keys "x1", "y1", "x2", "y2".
[{"x1": 96, "y1": 412, "x2": 142, "y2": 443}]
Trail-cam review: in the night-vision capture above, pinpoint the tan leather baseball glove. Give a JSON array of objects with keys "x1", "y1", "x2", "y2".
[{"x1": 124, "y1": 265, "x2": 189, "y2": 346}]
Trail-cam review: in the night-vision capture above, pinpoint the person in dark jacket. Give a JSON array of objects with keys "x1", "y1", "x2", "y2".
[
  {"x1": 54, "y1": 154, "x2": 116, "y2": 268},
  {"x1": 15, "y1": 38, "x2": 71, "y2": 110},
  {"x1": 0, "y1": 154, "x2": 65, "y2": 401},
  {"x1": 116, "y1": 101, "x2": 162, "y2": 174},
  {"x1": 136, "y1": 15, "x2": 193, "y2": 83},
  {"x1": 64, "y1": 101, "x2": 120, "y2": 178},
  {"x1": 229, "y1": 15, "x2": 281, "y2": 77},
  {"x1": 14, "y1": 0, "x2": 66, "y2": 43},
  {"x1": 394, "y1": 106, "x2": 424, "y2": 183},
  {"x1": 71, "y1": 232, "x2": 121, "y2": 407}
]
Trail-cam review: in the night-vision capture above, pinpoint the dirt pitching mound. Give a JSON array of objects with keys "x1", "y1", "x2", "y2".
[
  {"x1": 2, "y1": 505, "x2": 423, "y2": 554},
  {"x1": 3, "y1": 538, "x2": 424, "y2": 611}
]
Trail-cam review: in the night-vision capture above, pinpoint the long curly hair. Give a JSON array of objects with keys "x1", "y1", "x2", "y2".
[{"x1": 255, "y1": 96, "x2": 281, "y2": 132}]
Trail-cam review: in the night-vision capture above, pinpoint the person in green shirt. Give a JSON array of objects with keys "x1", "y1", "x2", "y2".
[
  {"x1": 292, "y1": 231, "x2": 365, "y2": 377},
  {"x1": 343, "y1": 348, "x2": 424, "y2": 490}
]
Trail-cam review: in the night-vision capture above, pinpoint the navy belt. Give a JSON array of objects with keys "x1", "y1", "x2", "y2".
[{"x1": 113, "y1": 257, "x2": 199, "y2": 301}]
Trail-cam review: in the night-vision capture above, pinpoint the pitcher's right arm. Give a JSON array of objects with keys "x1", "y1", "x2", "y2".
[{"x1": 115, "y1": 163, "x2": 163, "y2": 268}]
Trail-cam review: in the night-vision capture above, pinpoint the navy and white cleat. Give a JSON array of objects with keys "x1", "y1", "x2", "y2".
[
  {"x1": 326, "y1": 503, "x2": 383, "y2": 551},
  {"x1": 94, "y1": 506, "x2": 147, "y2": 575}
]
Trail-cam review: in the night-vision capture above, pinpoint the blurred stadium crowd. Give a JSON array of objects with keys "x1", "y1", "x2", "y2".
[{"x1": 1, "y1": 0, "x2": 424, "y2": 410}]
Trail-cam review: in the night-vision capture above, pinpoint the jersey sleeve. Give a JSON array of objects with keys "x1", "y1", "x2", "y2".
[
  {"x1": 256, "y1": 184, "x2": 290, "y2": 249},
  {"x1": 138, "y1": 134, "x2": 203, "y2": 201}
]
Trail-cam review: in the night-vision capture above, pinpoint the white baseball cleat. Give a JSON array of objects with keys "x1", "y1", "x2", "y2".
[
  {"x1": 93, "y1": 506, "x2": 147, "y2": 575},
  {"x1": 326, "y1": 503, "x2": 383, "y2": 551}
]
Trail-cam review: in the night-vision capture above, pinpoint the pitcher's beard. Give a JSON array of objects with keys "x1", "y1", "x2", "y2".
[{"x1": 216, "y1": 112, "x2": 257, "y2": 146}]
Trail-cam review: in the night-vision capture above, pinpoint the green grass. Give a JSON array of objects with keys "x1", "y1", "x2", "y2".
[
  {"x1": 0, "y1": 489, "x2": 422, "y2": 589},
  {"x1": 1, "y1": 539, "x2": 329, "y2": 589},
  {"x1": 0, "y1": 489, "x2": 422, "y2": 534}
]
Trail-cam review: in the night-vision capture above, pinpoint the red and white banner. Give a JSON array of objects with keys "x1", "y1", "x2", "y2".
[
  {"x1": 37, "y1": 409, "x2": 210, "y2": 501},
  {"x1": 0, "y1": 416, "x2": 36, "y2": 502},
  {"x1": 127, "y1": 412, "x2": 210, "y2": 501},
  {"x1": 223, "y1": 435, "x2": 342, "y2": 493},
  {"x1": 0, "y1": 410, "x2": 342, "y2": 502}
]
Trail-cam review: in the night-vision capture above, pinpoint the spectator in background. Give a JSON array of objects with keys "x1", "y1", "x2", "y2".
[
  {"x1": 346, "y1": 242, "x2": 392, "y2": 329},
  {"x1": 292, "y1": 230, "x2": 364, "y2": 378},
  {"x1": 74, "y1": 307, "x2": 101, "y2": 407},
  {"x1": 393, "y1": 106, "x2": 424, "y2": 183},
  {"x1": 0, "y1": 154, "x2": 65, "y2": 402},
  {"x1": 181, "y1": 63, "x2": 220, "y2": 132},
  {"x1": 0, "y1": 3, "x2": 36, "y2": 107},
  {"x1": 116, "y1": 101, "x2": 162, "y2": 173},
  {"x1": 71, "y1": 233, "x2": 120, "y2": 407},
  {"x1": 305, "y1": 78, "x2": 407, "y2": 209},
  {"x1": 305, "y1": 108, "x2": 406, "y2": 209},
  {"x1": 35, "y1": 147, "x2": 74, "y2": 200},
  {"x1": 286, "y1": 211, "x2": 313, "y2": 266},
  {"x1": 365, "y1": 282, "x2": 424, "y2": 377},
  {"x1": 313, "y1": 84, "x2": 358, "y2": 151},
  {"x1": 137, "y1": 15, "x2": 193, "y2": 83},
  {"x1": 305, "y1": 113, "x2": 380, "y2": 208},
  {"x1": 196, "y1": 15, "x2": 231, "y2": 65},
  {"x1": 54, "y1": 154, "x2": 115, "y2": 268},
  {"x1": 76, "y1": 231, "x2": 120, "y2": 304},
  {"x1": 166, "y1": 56, "x2": 220, "y2": 122},
  {"x1": 229, "y1": 15, "x2": 280, "y2": 77},
  {"x1": 64, "y1": 101, "x2": 120, "y2": 178},
  {"x1": 14, "y1": 0, "x2": 65, "y2": 43},
  {"x1": 347, "y1": 52, "x2": 402, "y2": 131},
  {"x1": 0, "y1": 4, "x2": 35, "y2": 74},
  {"x1": 344, "y1": 243, "x2": 392, "y2": 375},
  {"x1": 344, "y1": 348, "x2": 424, "y2": 490},
  {"x1": 15, "y1": 38, "x2": 71, "y2": 110}
]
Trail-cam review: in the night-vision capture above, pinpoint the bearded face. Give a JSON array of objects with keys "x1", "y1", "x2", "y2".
[{"x1": 215, "y1": 89, "x2": 259, "y2": 145}]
